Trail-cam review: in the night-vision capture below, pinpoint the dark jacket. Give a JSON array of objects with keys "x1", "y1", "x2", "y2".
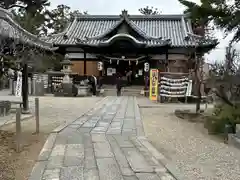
[{"x1": 116, "y1": 77, "x2": 122, "y2": 90}]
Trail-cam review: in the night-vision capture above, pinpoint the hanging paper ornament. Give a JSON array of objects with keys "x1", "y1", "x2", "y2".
[
  {"x1": 136, "y1": 60, "x2": 138, "y2": 65},
  {"x1": 129, "y1": 60, "x2": 131, "y2": 65},
  {"x1": 117, "y1": 60, "x2": 119, "y2": 65},
  {"x1": 110, "y1": 59, "x2": 112, "y2": 64}
]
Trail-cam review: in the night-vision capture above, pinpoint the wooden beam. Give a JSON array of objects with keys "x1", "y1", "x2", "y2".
[
  {"x1": 84, "y1": 51, "x2": 86, "y2": 75},
  {"x1": 159, "y1": 72, "x2": 189, "y2": 76}
]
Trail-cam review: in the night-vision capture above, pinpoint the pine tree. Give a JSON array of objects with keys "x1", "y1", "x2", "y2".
[{"x1": 179, "y1": 0, "x2": 240, "y2": 42}]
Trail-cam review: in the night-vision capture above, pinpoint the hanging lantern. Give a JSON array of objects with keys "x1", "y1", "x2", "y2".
[
  {"x1": 117, "y1": 60, "x2": 119, "y2": 65},
  {"x1": 129, "y1": 60, "x2": 131, "y2": 65},
  {"x1": 136, "y1": 60, "x2": 138, "y2": 65},
  {"x1": 97, "y1": 61, "x2": 103, "y2": 71},
  {"x1": 110, "y1": 59, "x2": 112, "y2": 64},
  {"x1": 144, "y1": 62, "x2": 149, "y2": 72}
]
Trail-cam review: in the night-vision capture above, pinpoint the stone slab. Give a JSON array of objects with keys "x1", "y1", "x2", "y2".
[
  {"x1": 84, "y1": 168, "x2": 99, "y2": 180},
  {"x1": 84, "y1": 147, "x2": 97, "y2": 169},
  {"x1": 110, "y1": 122, "x2": 122, "y2": 127},
  {"x1": 42, "y1": 169, "x2": 60, "y2": 179},
  {"x1": 115, "y1": 137, "x2": 134, "y2": 148},
  {"x1": 64, "y1": 144, "x2": 84, "y2": 166},
  {"x1": 123, "y1": 176, "x2": 138, "y2": 180},
  {"x1": 91, "y1": 131, "x2": 106, "y2": 134},
  {"x1": 68, "y1": 124, "x2": 82, "y2": 129},
  {"x1": 55, "y1": 134, "x2": 68, "y2": 145},
  {"x1": 67, "y1": 133, "x2": 84, "y2": 144},
  {"x1": 78, "y1": 127, "x2": 92, "y2": 133},
  {"x1": 92, "y1": 134, "x2": 107, "y2": 142},
  {"x1": 97, "y1": 122, "x2": 110, "y2": 127},
  {"x1": 96, "y1": 158, "x2": 124, "y2": 180},
  {"x1": 108, "y1": 137, "x2": 134, "y2": 176},
  {"x1": 122, "y1": 148, "x2": 154, "y2": 173},
  {"x1": 47, "y1": 155, "x2": 64, "y2": 169},
  {"x1": 83, "y1": 133, "x2": 93, "y2": 148},
  {"x1": 60, "y1": 166, "x2": 84, "y2": 180},
  {"x1": 94, "y1": 142, "x2": 113, "y2": 158},
  {"x1": 82, "y1": 120, "x2": 99, "y2": 128},
  {"x1": 136, "y1": 173, "x2": 161, "y2": 180},
  {"x1": 137, "y1": 137, "x2": 167, "y2": 164},
  {"x1": 71, "y1": 117, "x2": 89, "y2": 125},
  {"x1": 38, "y1": 133, "x2": 57, "y2": 161},
  {"x1": 106, "y1": 130, "x2": 122, "y2": 135},
  {"x1": 28, "y1": 161, "x2": 47, "y2": 180},
  {"x1": 51, "y1": 144, "x2": 65, "y2": 156},
  {"x1": 92, "y1": 126, "x2": 108, "y2": 132}
]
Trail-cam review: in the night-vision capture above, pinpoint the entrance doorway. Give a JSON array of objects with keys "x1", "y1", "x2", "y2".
[{"x1": 103, "y1": 60, "x2": 144, "y2": 86}]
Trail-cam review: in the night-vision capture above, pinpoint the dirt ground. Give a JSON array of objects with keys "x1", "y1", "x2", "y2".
[{"x1": 0, "y1": 124, "x2": 47, "y2": 180}]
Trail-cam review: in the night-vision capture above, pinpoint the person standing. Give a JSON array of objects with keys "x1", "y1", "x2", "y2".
[
  {"x1": 126, "y1": 70, "x2": 132, "y2": 86},
  {"x1": 116, "y1": 73, "x2": 122, "y2": 96},
  {"x1": 91, "y1": 75, "x2": 97, "y2": 96}
]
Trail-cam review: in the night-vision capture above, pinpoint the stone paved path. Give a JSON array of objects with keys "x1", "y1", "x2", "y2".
[{"x1": 29, "y1": 96, "x2": 176, "y2": 180}]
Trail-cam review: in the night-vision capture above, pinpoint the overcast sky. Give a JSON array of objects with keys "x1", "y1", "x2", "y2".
[{"x1": 49, "y1": 0, "x2": 239, "y2": 63}]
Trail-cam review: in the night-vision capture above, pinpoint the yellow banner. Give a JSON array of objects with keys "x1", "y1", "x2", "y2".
[{"x1": 149, "y1": 69, "x2": 159, "y2": 101}]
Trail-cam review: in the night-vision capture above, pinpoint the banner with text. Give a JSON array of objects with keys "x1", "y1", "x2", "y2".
[{"x1": 149, "y1": 69, "x2": 159, "y2": 101}]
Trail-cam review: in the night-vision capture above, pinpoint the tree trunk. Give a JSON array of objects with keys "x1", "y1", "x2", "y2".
[
  {"x1": 195, "y1": 56, "x2": 202, "y2": 113},
  {"x1": 22, "y1": 63, "x2": 29, "y2": 113}
]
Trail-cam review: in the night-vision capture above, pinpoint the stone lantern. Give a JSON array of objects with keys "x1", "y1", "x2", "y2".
[
  {"x1": 61, "y1": 55, "x2": 73, "y2": 83},
  {"x1": 59, "y1": 55, "x2": 74, "y2": 96}
]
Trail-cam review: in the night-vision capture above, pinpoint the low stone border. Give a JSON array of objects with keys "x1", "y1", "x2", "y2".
[
  {"x1": 51, "y1": 96, "x2": 108, "y2": 133},
  {"x1": 137, "y1": 136, "x2": 185, "y2": 180},
  {"x1": 29, "y1": 133, "x2": 57, "y2": 180}
]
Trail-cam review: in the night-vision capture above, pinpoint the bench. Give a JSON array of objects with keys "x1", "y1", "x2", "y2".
[
  {"x1": 0, "y1": 101, "x2": 11, "y2": 116},
  {"x1": 10, "y1": 101, "x2": 23, "y2": 109}
]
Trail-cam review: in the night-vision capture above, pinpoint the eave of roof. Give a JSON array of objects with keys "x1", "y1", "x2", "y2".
[
  {"x1": 0, "y1": 7, "x2": 57, "y2": 51},
  {"x1": 76, "y1": 33, "x2": 171, "y2": 48}
]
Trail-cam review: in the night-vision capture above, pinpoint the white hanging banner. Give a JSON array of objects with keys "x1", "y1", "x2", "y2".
[
  {"x1": 185, "y1": 80, "x2": 192, "y2": 97},
  {"x1": 15, "y1": 71, "x2": 22, "y2": 97},
  {"x1": 159, "y1": 76, "x2": 188, "y2": 97}
]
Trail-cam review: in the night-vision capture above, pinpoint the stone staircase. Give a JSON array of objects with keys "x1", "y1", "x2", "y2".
[{"x1": 103, "y1": 85, "x2": 144, "y2": 97}]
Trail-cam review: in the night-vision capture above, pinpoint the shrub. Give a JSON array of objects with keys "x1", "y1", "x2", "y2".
[{"x1": 205, "y1": 104, "x2": 240, "y2": 134}]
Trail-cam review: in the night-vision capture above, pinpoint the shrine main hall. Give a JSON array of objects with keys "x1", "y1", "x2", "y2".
[{"x1": 47, "y1": 10, "x2": 215, "y2": 85}]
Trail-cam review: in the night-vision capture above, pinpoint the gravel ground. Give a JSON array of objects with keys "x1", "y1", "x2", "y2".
[
  {"x1": 1, "y1": 95, "x2": 103, "y2": 133},
  {"x1": 138, "y1": 98, "x2": 240, "y2": 180}
]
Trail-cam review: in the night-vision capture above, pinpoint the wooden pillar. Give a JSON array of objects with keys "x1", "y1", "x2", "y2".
[
  {"x1": 22, "y1": 63, "x2": 29, "y2": 113},
  {"x1": 165, "y1": 48, "x2": 169, "y2": 72},
  {"x1": 84, "y1": 51, "x2": 87, "y2": 76}
]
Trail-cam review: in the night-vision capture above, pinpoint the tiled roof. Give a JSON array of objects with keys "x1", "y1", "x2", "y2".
[
  {"x1": 0, "y1": 7, "x2": 56, "y2": 50},
  {"x1": 47, "y1": 12, "x2": 199, "y2": 47}
]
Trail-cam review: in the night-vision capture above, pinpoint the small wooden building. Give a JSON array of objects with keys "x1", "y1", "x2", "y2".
[{"x1": 48, "y1": 10, "x2": 216, "y2": 85}]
